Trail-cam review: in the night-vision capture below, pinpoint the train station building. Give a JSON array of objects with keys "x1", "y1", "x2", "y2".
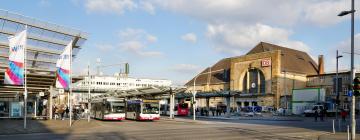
[
  {"x1": 185, "y1": 42, "x2": 323, "y2": 110},
  {"x1": 0, "y1": 10, "x2": 87, "y2": 118}
]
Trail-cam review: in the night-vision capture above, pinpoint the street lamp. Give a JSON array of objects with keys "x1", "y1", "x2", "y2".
[
  {"x1": 193, "y1": 75, "x2": 199, "y2": 121},
  {"x1": 335, "y1": 50, "x2": 343, "y2": 121},
  {"x1": 338, "y1": 0, "x2": 356, "y2": 138}
]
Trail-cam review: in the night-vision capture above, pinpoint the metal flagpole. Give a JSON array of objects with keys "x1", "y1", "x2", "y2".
[
  {"x1": 24, "y1": 25, "x2": 28, "y2": 129},
  {"x1": 87, "y1": 62, "x2": 91, "y2": 122},
  {"x1": 69, "y1": 40, "x2": 73, "y2": 127}
]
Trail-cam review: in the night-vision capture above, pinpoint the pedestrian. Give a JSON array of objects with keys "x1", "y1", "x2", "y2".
[
  {"x1": 320, "y1": 109, "x2": 324, "y2": 122},
  {"x1": 341, "y1": 109, "x2": 347, "y2": 122},
  {"x1": 200, "y1": 108, "x2": 204, "y2": 116},
  {"x1": 314, "y1": 109, "x2": 319, "y2": 122},
  {"x1": 65, "y1": 106, "x2": 70, "y2": 118},
  {"x1": 59, "y1": 105, "x2": 65, "y2": 120},
  {"x1": 211, "y1": 108, "x2": 215, "y2": 116}
]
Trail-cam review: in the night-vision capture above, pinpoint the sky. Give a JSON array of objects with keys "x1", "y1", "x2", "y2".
[{"x1": 2, "y1": 0, "x2": 360, "y2": 85}]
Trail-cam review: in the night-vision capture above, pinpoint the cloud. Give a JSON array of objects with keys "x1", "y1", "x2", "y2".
[
  {"x1": 140, "y1": 1, "x2": 156, "y2": 15},
  {"x1": 181, "y1": 33, "x2": 197, "y2": 43},
  {"x1": 206, "y1": 23, "x2": 310, "y2": 55},
  {"x1": 118, "y1": 28, "x2": 163, "y2": 57},
  {"x1": 147, "y1": 35, "x2": 158, "y2": 43},
  {"x1": 171, "y1": 64, "x2": 200, "y2": 73},
  {"x1": 151, "y1": 0, "x2": 353, "y2": 27},
  {"x1": 303, "y1": 0, "x2": 347, "y2": 27},
  {"x1": 84, "y1": 0, "x2": 137, "y2": 15}
]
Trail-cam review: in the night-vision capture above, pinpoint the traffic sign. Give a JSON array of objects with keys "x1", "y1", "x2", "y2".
[
  {"x1": 39, "y1": 92, "x2": 44, "y2": 96},
  {"x1": 348, "y1": 90, "x2": 353, "y2": 97}
]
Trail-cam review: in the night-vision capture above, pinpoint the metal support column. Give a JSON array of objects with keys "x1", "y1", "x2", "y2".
[
  {"x1": 169, "y1": 91, "x2": 175, "y2": 119},
  {"x1": 226, "y1": 96, "x2": 231, "y2": 118}
]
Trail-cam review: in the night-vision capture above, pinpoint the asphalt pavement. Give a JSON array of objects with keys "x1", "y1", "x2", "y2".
[{"x1": 0, "y1": 116, "x2": 356, "y2": 140}]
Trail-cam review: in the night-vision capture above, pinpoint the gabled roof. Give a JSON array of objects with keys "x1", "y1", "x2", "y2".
[
  {"x1": 185, "y1": 58, "x2": 231, "y2": 86},
  {"x1": 185, "y1": 42, "x2": 320, "y2": 87},
  {"x1": 247, "y1": 42, "x2": 319, "y2": 75}
]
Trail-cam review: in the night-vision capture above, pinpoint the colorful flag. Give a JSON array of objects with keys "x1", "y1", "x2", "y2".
[
  {"x1": 4, "y1": 30, "x2": 27, "y2": 85},
  {"x1": 56, "y1": 41, "x2": 72, "y2": 90}
]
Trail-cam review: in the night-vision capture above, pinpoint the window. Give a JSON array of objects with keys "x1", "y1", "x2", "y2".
[
  {"x1": 344, "y1": 87, "x2": 348, "y2": 96},
  {"x1": 320, "y1": 76, "x2": 325, "y2": 83},
  {"x1": 242, "y1": 69, "x2": 265, "y2": 94}
]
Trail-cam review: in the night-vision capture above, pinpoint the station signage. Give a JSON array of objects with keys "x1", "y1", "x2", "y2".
[{"x1": 261, "y1": 59, "x2": 271, "y2": 67}]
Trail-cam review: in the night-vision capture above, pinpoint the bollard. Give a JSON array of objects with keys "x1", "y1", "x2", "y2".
[
  {"x1": 347, "y1": 125, "x2": 350, "y2": 140},
  {"x1": 333, "y1": 119, "x2": 335, "y2": 134}
]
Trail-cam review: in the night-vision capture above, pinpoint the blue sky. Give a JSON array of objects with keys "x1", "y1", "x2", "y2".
[{"x1": 2, "y1": 0, "x2": 360, "y2": 85}]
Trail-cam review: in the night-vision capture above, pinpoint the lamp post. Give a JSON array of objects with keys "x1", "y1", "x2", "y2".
[
  {"x1": 193, "y1": 75, "x2": 199, "y2": 121},
  {"x1": 87, "y1": 62, "x2": 91, "y2": 122},
  {"x1": 338, "y1": 0, "x2": 356, "y2": 138},
  {"x1": 283, "y1": 70, "x2": 287, "y2": 110},
  {"x1": 336, "y1": 50, "x2": 343, "y2": 121}
]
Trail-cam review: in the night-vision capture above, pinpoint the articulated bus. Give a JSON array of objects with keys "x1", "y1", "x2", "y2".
[
  {"x1": 91, "y1": 97, "x2": 126, "y2": 120},
  {"x1": 126, "y1": 99, "x2": 160, "y2": 121}
]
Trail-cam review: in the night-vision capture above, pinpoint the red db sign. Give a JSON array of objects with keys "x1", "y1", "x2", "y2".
[{"x1": 261, "y1": 59, "x2": 271, "y2": 67}]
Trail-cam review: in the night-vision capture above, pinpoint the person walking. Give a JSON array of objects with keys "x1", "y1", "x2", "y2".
[
  {"x1": 320, "y1": 109, "x2": 325, "y2": 122},
  {"x1": 314, "y1": 109, "x2": 319, "y2": 122},
  {"x1": 59, "y1": 105, "x2": 65, "y2": 120},
  {"x1": 65, "y1": 106, "x2": 70, "y2": 118},
  {"x1": 341, "y1": 109, "x2": 347, "y2": 122},
  {"x1": 211, "y1": 108, "x2": 215, "y2": 116}
]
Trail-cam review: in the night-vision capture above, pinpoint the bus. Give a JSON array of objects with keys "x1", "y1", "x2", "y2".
[
  {"x1": 126, "y1": 99, "x2": 160, "y2": 120},
  {"x1": 164, "y1": 103, "x2": 189, "y2": 116},
  {"x1": 91, "y1": 97, "x2": 126, "y2": 120}
]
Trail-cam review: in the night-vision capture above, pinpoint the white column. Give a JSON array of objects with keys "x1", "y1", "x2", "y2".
[{"x1": 49, "y1": 86, "x2": 53, "y2": 120}]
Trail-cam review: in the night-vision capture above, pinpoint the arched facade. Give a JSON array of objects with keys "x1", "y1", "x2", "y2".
[{"x1": 242, "y1": 68, "x2": 265, "y2": 94}]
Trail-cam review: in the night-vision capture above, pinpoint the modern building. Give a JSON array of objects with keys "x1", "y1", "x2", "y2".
[
  {"x1": 72, "y1": 74, "x2": 172, "y2": 105},
  {"x1": 0, "y1": 10, "x2": 87, "y2": 118},
  {"x1": 185, "y1": 42, "x2": 323, "y2": 110},
  {"x1": 307, "y1": 71, "x2": 360, "y2": 110}
]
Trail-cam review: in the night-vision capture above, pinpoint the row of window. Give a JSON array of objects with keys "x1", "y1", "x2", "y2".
[
  {"x1": 81, "y1": 81, "x2": 157, "y2": 87},
  {"x1": 307, "y1": 76, "x2": 350, "y2": 84}
]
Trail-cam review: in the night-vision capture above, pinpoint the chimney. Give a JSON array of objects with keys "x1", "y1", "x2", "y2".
[{"x1": 318, "y1": 55, "x2": 324, "y2": 75}]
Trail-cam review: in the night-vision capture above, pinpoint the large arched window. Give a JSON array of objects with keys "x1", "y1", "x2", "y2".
[{"x1": 242, "y1": 69, "x2": 265, "y2": 94}]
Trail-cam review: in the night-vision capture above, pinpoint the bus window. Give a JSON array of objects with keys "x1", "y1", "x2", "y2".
[
  {"x1": 143, "y1": 103, "x2": 159, "y2": 114},
  {"x1": 112, "y1": 102, "x2": 125, "y2": 113},
  {"x1": 179, "y1": 103, "x2": 188, "y2": 109},
  {"x1": 105, "y1": 102, "x2": 111, "y2": 114}
]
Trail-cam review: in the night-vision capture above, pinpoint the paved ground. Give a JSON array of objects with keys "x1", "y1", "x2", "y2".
[{"x1": 0, "y1": 116, "x2": 357, "y2": 140}]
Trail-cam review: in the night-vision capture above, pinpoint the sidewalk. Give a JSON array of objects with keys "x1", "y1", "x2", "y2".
[
  {"x1": 318, "y1": 133, "x2": 360, "y2": 140},
  {"x1": 196, "y1": 114, "x2": 304, "y2": 121},
  {"x1": 0, "y1": 119, "x2": 99, "y2": 135}
]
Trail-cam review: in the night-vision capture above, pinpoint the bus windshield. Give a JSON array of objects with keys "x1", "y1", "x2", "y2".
[
  {"x1": 143, "y1": 103, "x2": 159, "y2": 114},
  {"x1": 179, "y1": 103, "x2": 188, "y2": 109},
  {"x1": 111, "y1": 102, "x2": 125, "y2": 113}
]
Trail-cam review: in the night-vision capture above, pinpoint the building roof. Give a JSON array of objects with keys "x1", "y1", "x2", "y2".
[
  {"x1": 247, "y1": 42, "x2": 319, "y2": 75},
  {"x1": 185, "y1": 58, "x2": 231, "y2": 86},
  {"x1": 185, "y1": 42, "x2": 320, "y2": 87}
]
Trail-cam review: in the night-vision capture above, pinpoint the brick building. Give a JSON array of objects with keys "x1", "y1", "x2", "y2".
[{"x1": 185, "y1": 42, "x2": 323, "y2": 110}]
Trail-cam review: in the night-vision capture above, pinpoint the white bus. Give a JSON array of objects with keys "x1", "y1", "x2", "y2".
[
  {"x1": 91, "y1": 97, "x2": 126, "y2": 120},
  {"x1": 126, "y1": 99, "x2": 160, "y2": 121}
]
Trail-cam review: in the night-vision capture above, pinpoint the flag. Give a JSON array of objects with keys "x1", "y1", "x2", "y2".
[
  {"x1": 4, "y1": 30, "x2": 27, "y2": 85},
  {"x1": 56, "y1": 41, "x2": 72, "y2": 90}
]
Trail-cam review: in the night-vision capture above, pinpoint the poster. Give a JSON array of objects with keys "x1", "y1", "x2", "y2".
[{"x1": 10, "y1": 102, "x2": 22, "y2": 117}]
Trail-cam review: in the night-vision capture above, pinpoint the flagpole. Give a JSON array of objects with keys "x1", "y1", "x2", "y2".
[
  {"x1": 87, "y1": 62, "x2": 91, "y2": 123},
  {"x1": 69, "y1": 40, "x2": 73, "y2": 127},
  {"x1": 24, "y1": 25, "x2": 28, "y2": 129}
]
